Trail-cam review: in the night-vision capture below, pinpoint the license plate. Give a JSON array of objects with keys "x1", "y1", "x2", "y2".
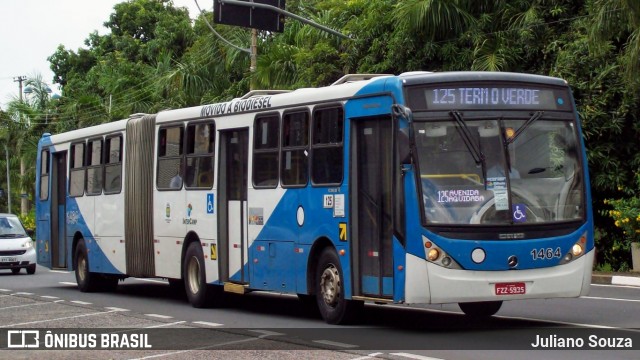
[
  {"x1": 0, "y1": 257, "x2": 17, "y2": 263},
  {"x1": 495, "y1": 282, "x2": 526, "y2": 295}
]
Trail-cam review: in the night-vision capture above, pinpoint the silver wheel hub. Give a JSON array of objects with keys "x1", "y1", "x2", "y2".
[
  {"x1": 320, "y1": 264, "x2": 341, "y2": 307},
  {"x1": 78, "y1": 256, "x2": 86, "y2": 282},
  {"x1": 187, "y1": 257, "x2": 201, "y2": 295}
]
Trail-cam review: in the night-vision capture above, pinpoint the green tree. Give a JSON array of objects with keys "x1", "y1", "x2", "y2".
[
  {"x1": 1, "y1": 75, "x2": 54, "y2": 215},
  {"x1": 48, "y1": 0, "x2": 196, "y2": 124},
  {"x1": 553, "y1": 16, "x2": 640, "y2": 270},
  {"x1": 588, "y1": 0, "x2": 640, "y2": 87}
]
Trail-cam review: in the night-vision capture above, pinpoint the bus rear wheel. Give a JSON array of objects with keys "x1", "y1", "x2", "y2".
[
  {"x1": 184, "y1": 242, "x2": 223, "y2": 308},
  {"x1": 315, "y1": 248, "x2": 362, "y2": 324},
  {"x1": 459, "y1": 301, "x2": 503, "y2": 317},
  {"x1": 75, "y1": 239, "x2": 98, "y2": 292}
]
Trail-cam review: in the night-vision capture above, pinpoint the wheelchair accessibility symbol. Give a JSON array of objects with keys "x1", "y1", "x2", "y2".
[
  {"x1": 512, "y1": 204, "x2": 526, "y2": 223},
  {"x1": 207, "y1": 193, "x2": 214, "y2": 214}
]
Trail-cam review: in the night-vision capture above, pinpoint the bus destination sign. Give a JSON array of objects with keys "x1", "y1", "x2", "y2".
[{"x1": 407, "y1": 85, "x2": 572, "y2": 111}]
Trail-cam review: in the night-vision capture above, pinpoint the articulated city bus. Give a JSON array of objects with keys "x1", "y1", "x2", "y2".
[{"x1": 36, "y1": 72, "x2": 593, "y2": 324}]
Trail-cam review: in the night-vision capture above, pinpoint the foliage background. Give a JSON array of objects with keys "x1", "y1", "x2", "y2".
[{"x1": 1, "y1": 0, "x2": 638, "y2": 270}]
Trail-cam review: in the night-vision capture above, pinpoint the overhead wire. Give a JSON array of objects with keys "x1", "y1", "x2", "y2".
[{"x1": 9, "y1": 6, "x2": 626, "y2": 128}]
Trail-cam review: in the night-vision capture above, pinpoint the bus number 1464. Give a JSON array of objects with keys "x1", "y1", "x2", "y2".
[{"x1": 531, "y1": 247, "x2": 562, "y2": 260}]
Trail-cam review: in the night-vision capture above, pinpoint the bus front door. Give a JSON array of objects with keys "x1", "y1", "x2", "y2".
[
  {"x1": 218, "y1": 129, "x2": 249, "y2": 284},
  {"x1": 51, "y1": 151, "x2": 67, "y2": 269},
  {"x1": 351, "y1": 117, "x2": 394, "y2": 298}
]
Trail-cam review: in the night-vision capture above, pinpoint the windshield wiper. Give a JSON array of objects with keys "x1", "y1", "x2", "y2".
[
  {"x1": 450, "y1": 110, "x2": 486, "y2": 180},
  {"x1": 0, "y1": 234, "x2": 25, "y2": 238},
  {"x1": 506, "y1": 111, "x2": 544, "y2": 145}
]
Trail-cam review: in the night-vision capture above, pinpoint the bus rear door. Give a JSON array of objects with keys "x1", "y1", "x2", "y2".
[{"x1": 218, "y1": 128, "x2": 250, "y2": 285}]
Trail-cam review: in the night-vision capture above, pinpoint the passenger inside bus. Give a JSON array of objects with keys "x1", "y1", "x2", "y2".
[{"x1": 170, "y1": 172, "x2": 182, "y2": 189}]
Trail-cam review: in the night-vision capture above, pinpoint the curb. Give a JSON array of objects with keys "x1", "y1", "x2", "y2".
[{"x1": 592, "y1": 274, "x2": 640, "y2": 287}]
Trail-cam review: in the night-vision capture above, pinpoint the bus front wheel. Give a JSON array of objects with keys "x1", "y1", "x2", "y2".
[
  {"x1": 459, "y1": 301, "x2": 503, "y2": 317},
  {"x1": 315, "y1": 248, "x2": 362, "y2": 324}
]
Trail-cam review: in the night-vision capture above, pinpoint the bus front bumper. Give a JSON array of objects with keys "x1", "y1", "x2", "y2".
[{"x1": 404, "y1": 249, "x2": 593, "y2": 304}]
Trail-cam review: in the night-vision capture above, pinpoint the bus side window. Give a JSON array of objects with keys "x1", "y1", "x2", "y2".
[
  {"x1": 185, "y1": 122, "x2": 215, "y2": 189},
  {"x1": 311, "y1": 106, "x2": 344, "y2": 185},
  {"x1": 281, "y1": 110, "x2": 309, "y2": 187},
  {"x1": 253, "y1": 114, "x2": 280, "y2": 188},
  {"x1": 39, "y1": 149, "x2": 50, "y2": 200},
  {"x1": 104, "y1": 135, "x2": 122, "y2": 194},
  {"x1": 69, "y1": 142, "x2": 86, "y2": 197},
  {"x1": 86, "y1": 138, "x2": 103, "y2": 195},
  {"x1": 157, "y1": 126, "x2": 184, "y2": 190}
]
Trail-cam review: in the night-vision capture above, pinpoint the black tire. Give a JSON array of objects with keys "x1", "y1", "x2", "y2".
[
  {"x1": 11, "y1": 268, "x2": 20, "y2": 275},
  {"x1": 459, "y1": 301, "x2": 503, "y2": 317},
  {"x1": 26, "y1": 264, "x2": 36, "y2": 275},
  {"x1": 184, "y1": 242, "x2": 223, "y2": 308},
  {"x1": 75, "y1": 239, "x2": 98, "y2": 292},
  {"x1": 315, "y1": 248, "x2": 363, "y2": 324}
]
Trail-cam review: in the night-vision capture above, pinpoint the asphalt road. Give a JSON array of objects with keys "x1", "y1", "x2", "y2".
[{"x1": 1, "y1": 265, "x2": 639, "y2": 360}]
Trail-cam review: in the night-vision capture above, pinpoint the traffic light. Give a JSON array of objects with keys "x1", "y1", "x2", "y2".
[{"x1": 213, "y1": 0, "x2": 286, "y2": 33}]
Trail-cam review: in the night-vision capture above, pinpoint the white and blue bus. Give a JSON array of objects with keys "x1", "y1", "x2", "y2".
[{"x1": 36, "y1": 72, "x2": 593, "y2": 324}]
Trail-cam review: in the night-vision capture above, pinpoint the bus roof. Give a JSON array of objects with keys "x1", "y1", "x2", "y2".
[
  {"x1": 39, "y1": 71, "x2": 569, "y2": 145},
  {"x1": 400, "y1": 71, "x2": 568, "y2": 87}
]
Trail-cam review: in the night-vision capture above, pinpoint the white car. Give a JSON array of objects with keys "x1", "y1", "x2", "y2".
[{"x1": 0, "y1": 213, "x2": 36, "y2": 275}]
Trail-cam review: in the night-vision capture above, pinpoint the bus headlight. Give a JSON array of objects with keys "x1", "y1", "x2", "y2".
[
  {"x1": 571, "y1": 243, "x2": 584, "y2": 257},
  {"x1": 427, "y1": 248, "x2": 440, "y2": 261},
  {"x1": 559, "y1": 232, "x2": 587, "y2": 265},
  {"x1": 422, "y1": 235, "x2": 462, "y2": 269}
]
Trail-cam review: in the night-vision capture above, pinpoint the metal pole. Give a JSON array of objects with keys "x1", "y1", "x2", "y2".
[
  {"x1": 20, "y1": 158, "x2": 26, "y2": 216},
  {"x1": 4, "y1": 145, "x2": 10, "y2": 214},
  {"x1": 250, "y1": 28, "x2": 258, "y2": 90},
  {"x1": 11, "y1": 76, "x2": 26, "y2": 215}
]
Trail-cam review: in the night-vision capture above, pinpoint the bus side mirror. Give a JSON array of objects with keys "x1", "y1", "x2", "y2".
[{"x1": 398, "y1": 127, "x2": 411, "y2": 165}]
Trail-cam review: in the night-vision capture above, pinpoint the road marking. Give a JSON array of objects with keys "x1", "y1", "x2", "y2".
[
  {"x1": 350, "y1": 353, "x2": 384, "y2": 360},
  {"x1": 0, "y1": 289, "x2": 11, "y2": 292},
  {"x1": 145, "y1": 321, "x2": 186, "y2": 328},
  {"x1": 145, "y1": 313, "x2": 173, "y2": 319},
  {"x1": 313, "y1": 339, "x2": 359, "y2": 348},
  {"x1": 396, "y1": 303, "x2": 639, "y2": 333},
  {"x1": 4, "y1": 308, "x2": 121, "y2": 327},
  {"x1": 581, "y1": 296, "x2": 640, "y2": 303},
  {"x1": 12, "y1": 292, "x2": 34, "y2": 296},
  {"x1": 129, "y1": 330, "x2": 281, "y2": 359},
  {"x1": 0, "y1": 301, "x2": 62, "y2": 310},
  {"x1": 129, "y1": 351, "x2": 193, "y2": 360},
  {"x1": 59, "y1": 282, "x2": 77, "y2": 286},
  {"x1": 591, "y1": 283, "x2": 640, "y2": 289},
  {"x1": 193, "y1": 321, "x2": 223, "y2": 327},
  {"x1": 40, "y1": 295, "x2": 59, "y2": 299},
  {"x1": 48, "y1": 269, "x2": 70, "y2": 274},
  {"x1": 390, "y1": 353, "x2": 445, "y2": 360},
  {"x1": 105, "y1": 307, "x2": 130, "y2": 312},
  {"x1": 248, "y1": 330, "x2": 284, "y2": 337},
  {"x1": 71, "y1": 300, "x2": 92, "y2": 305}
]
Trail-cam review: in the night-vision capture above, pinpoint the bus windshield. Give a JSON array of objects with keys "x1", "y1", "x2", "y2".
[{"x1": 414, "y1": 115, "x2": 584, "y2": 226}]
